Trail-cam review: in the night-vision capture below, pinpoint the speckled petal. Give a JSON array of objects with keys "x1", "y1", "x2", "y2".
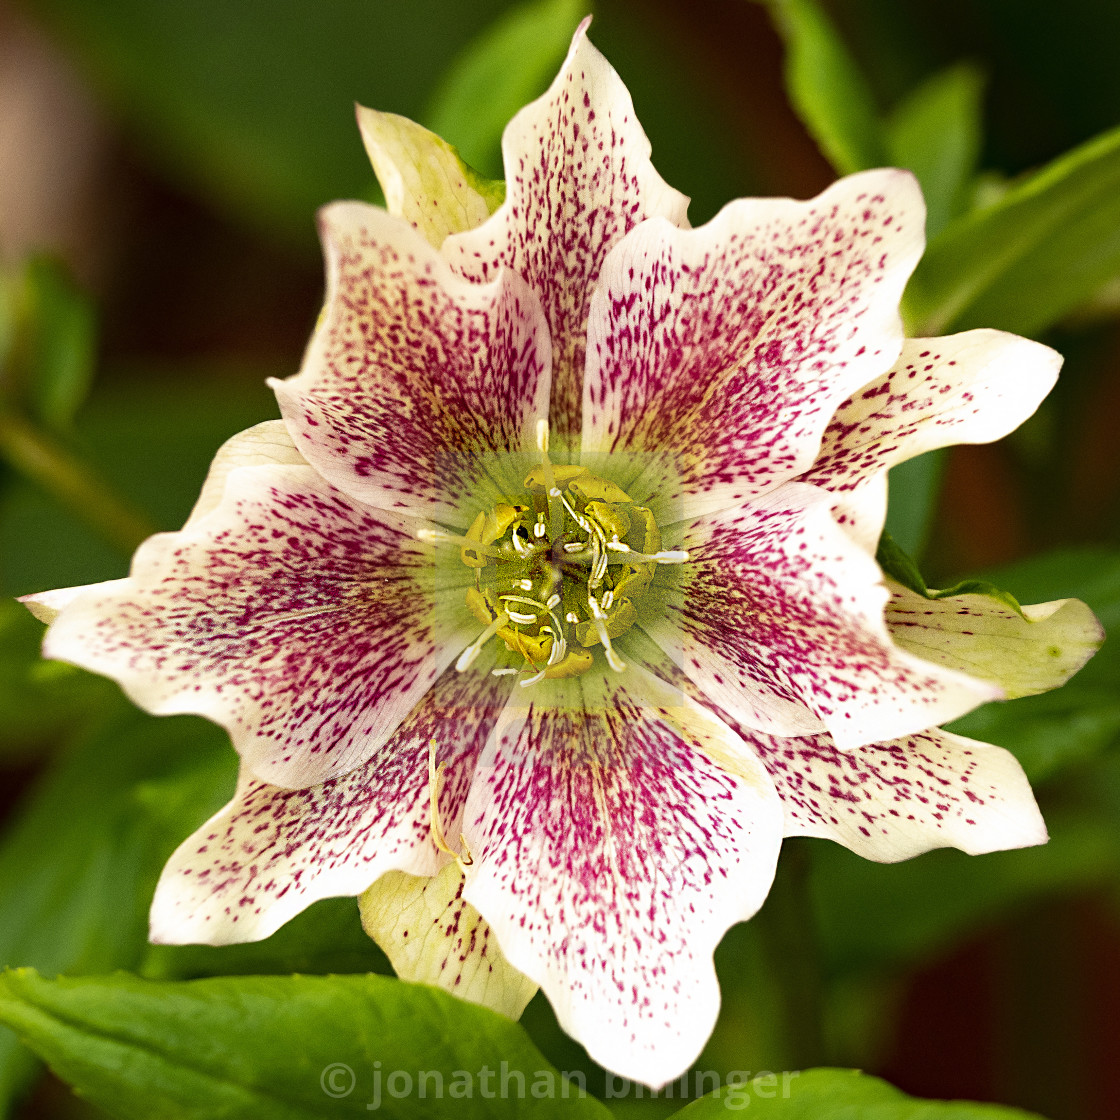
[
  {"x1": 460, "y1": 663, "x2": 783, "y2": 1088},
  {"x1": 39, "y1": 463, "x2": 477, "y2": 788},
  {"x1": 184, "y1": 420, "x2": 307, "y2": 527},
  {"x1": 359, "y1": 863, "x2": 538, "y2": 1019},
  {"x1": 644, "y1": 482, "x2": 999, "y2": 750},
  {"x1": 443, "y1": 19, "x2": 690, "y2": 449},
  {"x1": 582, "y1": 169, "x2": 923, "y2": 517},
  {"x1": 357, "y1": 107, "x2": 502, "y2": 248},
  {"x1": 886, "y1": 581, "x2": 1103, "y2": 699},
  {"x1": 801, "y1": 330, "x2": 1062, "y2": 549},
  {"x1": 272, "y1": 202, "x2": 552, "y2": 527},
  {"x1": 149, "y1": 661, "x2": 513, "y2": 945},
  {"x1": 750, "y1": 723, "x2": 1047, "y2": 860}
]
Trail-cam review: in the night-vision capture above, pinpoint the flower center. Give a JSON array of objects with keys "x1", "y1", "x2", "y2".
[{"x1": 453, "y1": 423, "x2": 686, "y2": 685}]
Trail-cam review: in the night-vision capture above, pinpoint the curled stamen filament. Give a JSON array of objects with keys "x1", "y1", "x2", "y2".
[
  {"x1": 427, "y1": 739, "x2": 473, "y2": 868},
  {"x1": 589, "y1": 594, "x2": 627, "y2": 672},
  {"x1": 456, "y1": 610, "x2": 510, "y2": 671}
]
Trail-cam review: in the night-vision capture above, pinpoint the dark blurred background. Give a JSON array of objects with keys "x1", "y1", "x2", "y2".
[{"x1": 2, "y1": 1, "x2": 1120, "y2": 1118}]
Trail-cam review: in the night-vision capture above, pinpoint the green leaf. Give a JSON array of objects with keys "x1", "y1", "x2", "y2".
[
  {"x1": 809, "y1": 810, "x2": 1118, "y2": 978},
  {"x1": 425, "y1": 0, "x2": 586, "y2": 180},
  {"x1": 0, "y1": 601, "x2": 108, "y2": 755},
  {"x1": 139, "y1": 898, "x2": 389, "y2": 982},
  {"x1": 672, "y1": 1066, "x2": 1042, "y2": 1117},
  {"x1": 882, "y1": 449, "x2": 946, "y2": 558},
  {"x1": 0, "y1": 970, "x2": 611, "y2": 1120},
  {"x1": 766, "y1": 0, "x2": 886, "y2": 175},
  {"x1": 0, "y1": 702, "x2": 235, "y2": 1112},
  {"x1": 26, "y1": 0, "x2": 515, "y2": 245},
  {"x1": 876, "y1": 531, "x2": 1023, "y2": 614},
  {"x1": 905, "y1": 122, "x2": 1120, "y2": 335},
  {"x1": 886, "y1": 65, "x2": 984, "y2": 240},
  {"x1": 0, "y1": 257, "x2": 96, "y2": 430}
]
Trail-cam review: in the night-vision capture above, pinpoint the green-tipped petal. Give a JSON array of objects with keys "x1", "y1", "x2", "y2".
[
  {"x1": 357, "y1": 107, "x2": 503, "y2": 248},
  {"x1": 360, "y1": 864, "x2": 538, "y2": 1020},
  {"x1": 886, "y1": 580, "x2": 1104, "y2": 699}
]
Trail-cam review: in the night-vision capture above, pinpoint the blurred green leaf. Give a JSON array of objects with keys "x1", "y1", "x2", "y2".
[
  {"x1": 26, "y1": 0, "x2": 516, "y2": 245},
  {"x1": 0, "y1": 701, "x2": 235, "y2": 1112},
  {"x1": 905, "y1": 122, "x2": 1120, "y2": 335},
  {"x1": 1, "y1": 365, "x2": 278, "y2": 598},
  {"x1": 426, "y1": 0, "x2": 586, "y2": 180},
  {"x1": 876, "y1": 530, "x2": 1023, "y2": 613},
  {"x1": 766, "y1": 0, "x2": 886, "y2": 175},
  {"x1": 886, "y1": 65, "x2": 984, "y2": 240},
  {"x1": 0, "y1": 257, "x2": 96, "y2": 430},
  {"x1": 0, "y1": 969, "x2": 610, "y2": 1120},
  {"x1": 673, "y1": 1066, "x2": 1041, "y2": 1118},
  {"x1": 809, "y1": 809, "x2": 1118, "y2": 979},
  {"x1": 883, "y1": 450, "x2": 946, "y2": 559},
  {"x1": 139, "y1": 897, "x2": 388, "y2": 982},
  {"x1": 0, "y1": 602, "x2": 108, "y2": 757}
]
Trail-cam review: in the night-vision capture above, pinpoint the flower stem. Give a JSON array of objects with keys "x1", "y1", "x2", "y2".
[
  {"x1": 0, "y1": 411, "x2": 154, "y2": 554},
  {"x1": 756, "y1": 841, "x2": 828, "y2": 1069}
]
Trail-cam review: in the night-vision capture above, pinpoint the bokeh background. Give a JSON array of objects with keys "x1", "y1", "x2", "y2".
[{"x1": 2, "y1": 1, "x2": 1120, "y2": 1117}]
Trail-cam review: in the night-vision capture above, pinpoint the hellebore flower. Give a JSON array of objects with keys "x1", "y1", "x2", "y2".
[{"x1": 24, "y1": 21, "x2": 1103, "y2": 1087}]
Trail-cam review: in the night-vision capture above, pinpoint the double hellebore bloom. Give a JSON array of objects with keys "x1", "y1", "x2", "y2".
[{"x1": 25, "y1": 22, "x2": 1103, "y2": 1086}]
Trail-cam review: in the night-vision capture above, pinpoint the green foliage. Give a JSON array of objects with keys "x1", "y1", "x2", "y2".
[
  {"x1": 882, "y1": 451, "x2": 945, "y2": 559},
  {"x1": 876, "y1": 531, "x2": 1024, "y2": 614},
  {"x1": 0, "y1": 969, "x2": 610, "y2": 1120},
  {"x1": 0, "y1": 700, "x2": 235, "y2": 1112},
  {"x1": 886, "y1": 65, "x2": 984, "y2": 240},
  {"x1": 0, "y1": 257, "x2": 96, "y2": 431},
  {"x1": 906, "y1": 122, "x2": 1120, "y2": 335},
  {"x1": 675, "y1": 1067, "x2": 1042, "y2": 1118},
  {"x1": 426, "y1": 0, "x2": 587, "y2": 180},
  {"x1": 765, "y1": 0, "x2": 886, "y2": 175},
  {"x1": 24, "y1": 0, "x2": 515, "y2": 245}
]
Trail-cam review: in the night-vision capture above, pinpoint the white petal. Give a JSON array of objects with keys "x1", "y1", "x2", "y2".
[
  {"x1": 185, "y1": 420, "x2": 307, "y2": 528},
  {"x1": 357, "y1": 107, "x2": 501, "y2": 248},
  {"x1": 753, "y1": 724, "x2": 1047, "y2": 860},
  {"x1": 41, "y1": 463, "x2": 477, "y2": 787},
  {"x1": 360, "y1": 864, "x2": 538, "y2": 1019},
  {"x1": 443, "y1": 19, "x2": 689, "y2": 446},
  {"x1": 582, "y1": 169, "x2": 924, "y2": 517},
  {"x1": 644, "y1": 482, "x2": 1000, "y2": 749},
  {"x1": 272, "y1": 202, "x2": 551, "y2": 526},
  {"x1": 150, "y1": 662, "x2": 513, "y2": 944},
  {"x1": 802, "y1": 330, "x2": 1061, "y2": 549},
  {"x1": 460, "y1": 662, "x2": 783, "y2": 1088},
  {"x1": 886, "y1": 580, "x2": 1104, "y2": 699}
]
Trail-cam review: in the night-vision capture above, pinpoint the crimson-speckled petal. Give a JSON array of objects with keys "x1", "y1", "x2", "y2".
[
  {"x1": 443, "y1": 19, "x2": 689, "y2": 449},
  {"x1": 643, "y1": 482, "x2": 999, "y2": 749},
  {"x1": 273, "y1": 202, "x2": 552, "y2": 527},
  {"x1": 800, "y1": 330, "x2": 1062, "y2": 549},
  {"x1": 40, "y1": 463, "x2": 477, "y2": 788},
  {"x1": 460, "y1": 663, "x2": 782, "y2": 1088},
  {"x1": 582, "y1": 169, "x2": 924, "y2": 517},
  {"x1": 150, "y1": 664, "x2": 513, "y2": 945},
  {"x1": 750, "y1": 724, "x2": 1046, "y2": 860}
]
